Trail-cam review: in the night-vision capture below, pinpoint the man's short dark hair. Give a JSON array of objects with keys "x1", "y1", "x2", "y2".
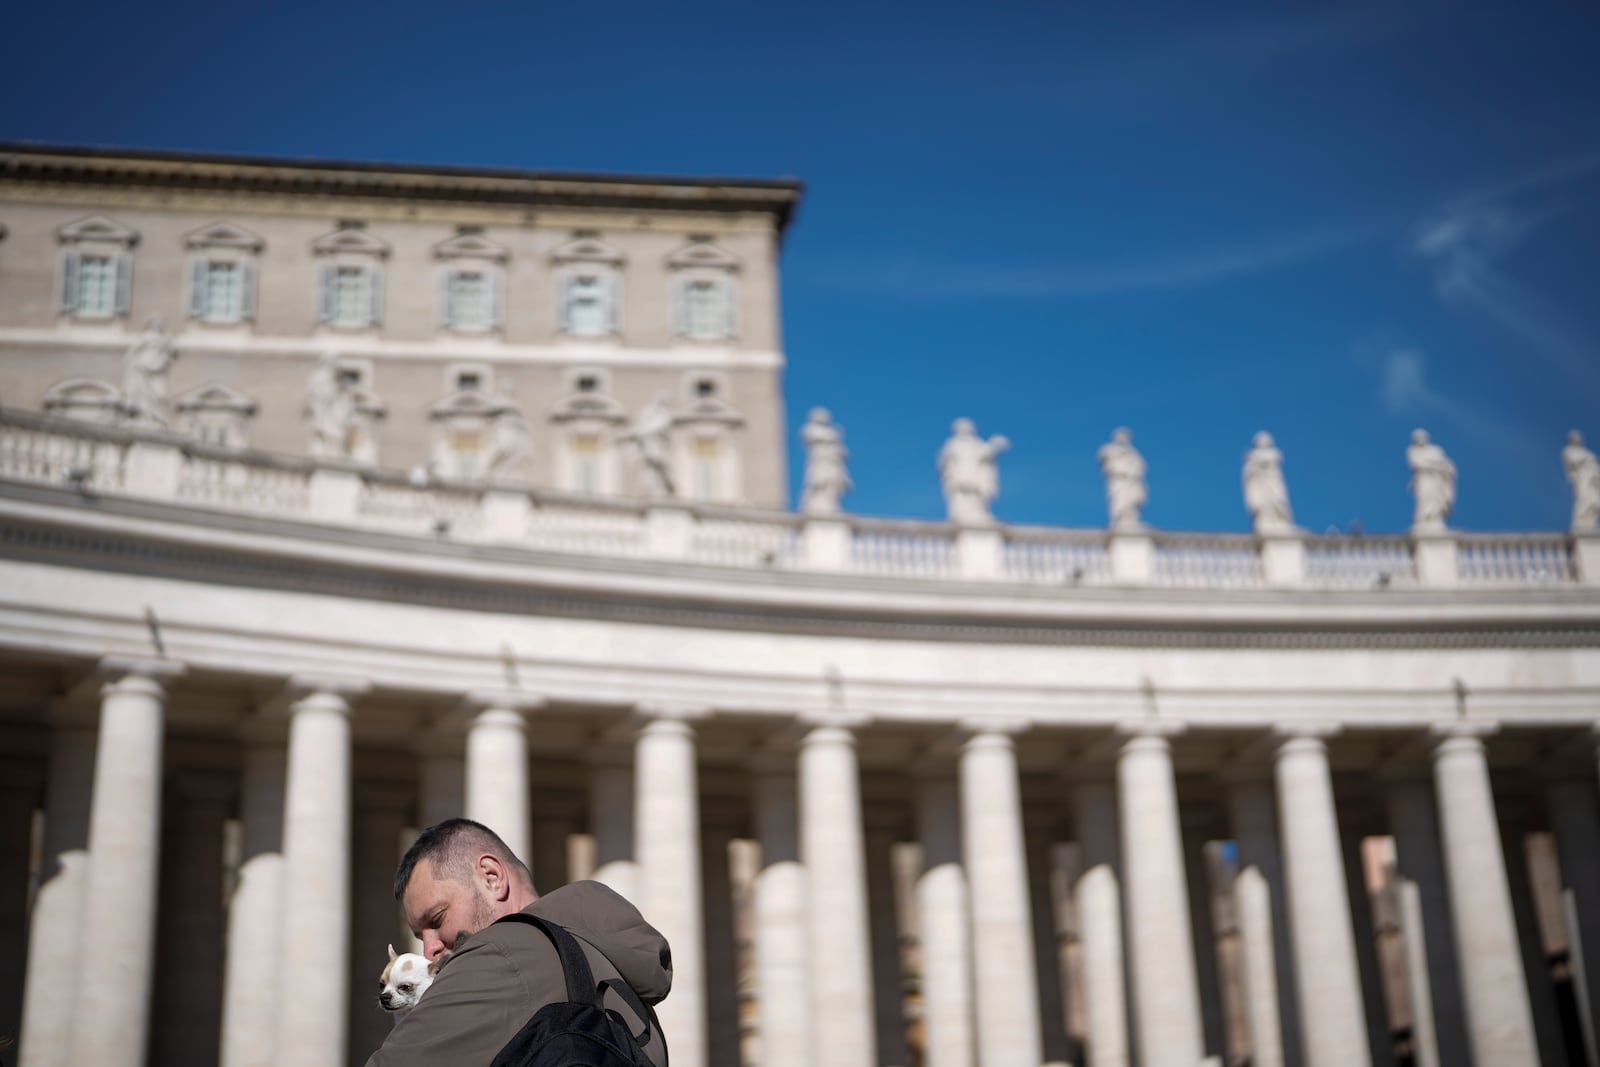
[{"x1": 393, "y1": 818, "x2": 532, "y2": 900}]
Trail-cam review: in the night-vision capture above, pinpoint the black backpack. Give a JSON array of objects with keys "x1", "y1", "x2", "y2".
[{"x1": 488, "y1": 913, "x2": 668, "y2": 1067}]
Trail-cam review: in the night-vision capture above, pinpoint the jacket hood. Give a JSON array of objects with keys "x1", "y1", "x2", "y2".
[{"x1": 526, "y1": 880, "x2": 673, "y2": 1003}]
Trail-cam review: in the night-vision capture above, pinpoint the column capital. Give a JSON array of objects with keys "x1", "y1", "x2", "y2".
[
  {"x1": 1272, "y1": 721, "x2": 1343, "y2": 740},
  {"x1": 956, "y1": 716, "x2": 1032, "y2": 739},
  {"x1": 264, "y1": 673, "x2": 370, "y2": 716},
  {"x1": 796, "y1": 709, "x2": 872, "y2": 732},
  {"x1": 1430, "y1": 720, "x2": 1499, "y2": 740},
  {"x1": 460, "y1": 690, "x2": 547, "y2": 716},
  {"x1": 92, "y1": 656, "x2": 184, "y2": 703},
  {"x1": 636, "y1": 702, "x2": 712, "y2": 724},
  {"x1": 798, "y1": 721, "x2": 861, "y2": 748},
  {"x1": 98, "y1": 655, "x2": 186, "y2": 687}
]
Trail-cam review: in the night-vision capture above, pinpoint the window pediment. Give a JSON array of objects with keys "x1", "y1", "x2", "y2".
[
  {"x1": 666, "y1": 239, "x2": 738, "y2": 272},
  {"x1": 429, "y1": 390, "x2": 515, "y2": 420},
  {"x1": 550, "y1": 391, "x2": 628, "y2": 424},
  {"x1": 674, "y1": 394, "x2": 744, "y2": 428},
  {"x1": 552, "y1": 235, "x2": 624, "y2": 266},
  {"x1": 311, "y1": 228, "x2": 390, "y2": 258},
  {"x1": 434, "y1": 232, "x2": 509, "y2": 263},
  {"x1": 185, "y1": 221, "x2": 265, "y2": 252},
  {"x1": 175, "y1": 382, "x2": 258, "y2": 415},
  {"x1": 58, "y1": 215, "x2": 139, "y2": 247}
]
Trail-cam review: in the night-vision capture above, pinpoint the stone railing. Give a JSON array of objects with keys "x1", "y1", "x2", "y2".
[{"x1": 1, "y1": 407, "x2": 1594, "y2": 588}]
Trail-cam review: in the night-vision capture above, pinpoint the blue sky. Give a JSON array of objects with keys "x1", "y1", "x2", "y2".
[{"x1": 4, "y1": 1, "x2": 1597, "y2": 532}]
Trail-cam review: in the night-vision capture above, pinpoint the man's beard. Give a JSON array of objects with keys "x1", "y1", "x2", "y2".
[{"x1": 454, "y1": 890, "x2": 501, "y2": 951}]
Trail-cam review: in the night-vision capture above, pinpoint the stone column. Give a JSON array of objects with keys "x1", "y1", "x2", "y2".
[
  {"x1": 1028, "y1": 827, "x2": 1074, "y2": 1067},
  {"x1": 1116, "y1": 725, "x2": 1204, "y2": 1066},
  {"x1": 349, "y1": 783, "x2": 413, "y2": 1064},
  {"x1": 1430, "y1": 724, "x2": 1539, "y2": 1065},
  {"x1": 754, "y1": 764, "x2": 812, "y2": 1067},
  {"x1": 220, "y1": 739, "x2": 285, "y2": 1067},
  {"x1": 68, "y1": 658, "x2": 184, "y2": 1067},
  {"x1": 1184, "y1": 827, "x2": 1228, "y2": 1061},
  {"x1": 1385, "y1": 779, "x2": 1470, "y2": 1067},
  {"x1": 1549, "y1": 777, "x2": 1600, "y2": 1053},
  {"x1": 1226, "y1": 778, "x2": 1295, "y2": 1067},
  {"x1": 589, "y1": 754, "x2": 639, "y2": 904},
  {"x1": 275, "y1": 680, "x2": 365, "y2": 1067},
  {"x1": 635, "y1": 708, "x2": 706, "y2": 1067},
  {"x1": 916, "y1": 775, "x2": 974, "y2": 1067},
  {"x1": 1072, "y1": 781, "x2": 1129, "y2": 1067},
  {"x1": 960, "y1": 725, "x2": 1042, "y2": 1067},
  {"x1": 464, "y1": 694, "x2": 540, "y2": 862},
  {"x1": 149, "y1": 772, "x2": 231, "y2": 1067},
  {"x1": 1273, "y1": 728, "x2": 1372, "y2": 1067},
  {"x1": 20, "y1": 718, "x2": 96, "y2": 1067},
  {"x1": 799, "y1": 721, "x2": 876, "y2": 1067}
]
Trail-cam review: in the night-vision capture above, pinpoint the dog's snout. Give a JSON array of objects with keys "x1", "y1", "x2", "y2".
[{"x1": 379, "y1": 991, "x2": 393, "y2": 1005}]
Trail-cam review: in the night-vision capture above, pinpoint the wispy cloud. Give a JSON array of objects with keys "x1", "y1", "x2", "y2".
[
  {"x1": 1414, "y1": 150, "x2": 1600, "y2": 395},
  {"x1": 1379, "y1": 346, "x2": 1546, "y2": 466},
  {"x1": 844, "y1": 220, "x2": 1385, "y2": 300}
]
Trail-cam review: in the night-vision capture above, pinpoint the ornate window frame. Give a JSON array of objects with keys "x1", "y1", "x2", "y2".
[
  {"x1": 550, "y1": 366, "x2": 627, "y2": 495},
  {"x1": 434, "y1": 231, "x2": 508, "y2": 335},
  {"x1": 57, "y1": 216, "x2": 139, "y2": 322},
  {"x1": 184, "y1": 222, "x2": 264, "y2": 328},
  {"x1": 667, "y1": 238, "x2": 739, "y2": 343},
  {"x1": 552, "y1": 233, "x2": 624, "y2": 339},
  {"x1": 312, "y1": 225, "x2": 389, "y2": 332},
  {"x1": 175, "y1": 382, "x2": 258, "y2": 448},
  {"x1": 672, "y1": 380, "x2": 745, "y2": 503}
]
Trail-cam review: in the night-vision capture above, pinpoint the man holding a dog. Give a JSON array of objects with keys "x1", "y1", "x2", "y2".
[{"x1": 366, "y1": 818, "x2": 672, "y2": 1067}]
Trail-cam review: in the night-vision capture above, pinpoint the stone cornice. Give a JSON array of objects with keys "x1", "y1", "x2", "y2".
[
  {"x1": 0, "y1": 143, "x2": 802, "y2": 234},
  {"x1": 2, "y1": 485, "x2": 1599, "y2": 651}
]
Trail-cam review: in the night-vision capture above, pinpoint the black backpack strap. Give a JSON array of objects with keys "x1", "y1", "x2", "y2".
[{"x1": 492, "y1": 912, "x2": 599, "y2": 1007}]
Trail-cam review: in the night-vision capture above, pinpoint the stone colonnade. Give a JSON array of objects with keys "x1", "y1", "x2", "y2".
[{"x1": 11, "y1": 660, "x2": 1600, "y2": 1067}]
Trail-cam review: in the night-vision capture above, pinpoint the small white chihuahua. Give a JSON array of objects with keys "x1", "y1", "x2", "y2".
[{"x1": 378, "y1": 944, "x2": 443, "y2": 1020}]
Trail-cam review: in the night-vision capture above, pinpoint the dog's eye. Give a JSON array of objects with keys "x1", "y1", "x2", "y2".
[{"x1": 399, "y1": 984, "x2": 413, "y2": 993}]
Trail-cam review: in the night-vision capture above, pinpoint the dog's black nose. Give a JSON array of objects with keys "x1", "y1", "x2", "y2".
[{"x1": 379, "y1": 992, "x2": 392, "y2": 1006}]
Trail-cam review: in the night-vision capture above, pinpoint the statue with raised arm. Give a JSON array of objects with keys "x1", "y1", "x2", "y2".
[
  {"x1": 1243, "y1": 430, "x2": 1294, "y2": 535},
  {"x1": 485, "y1": 408, "x2": 533, "y2": 481},
  {"x1": 306, "y1": 352, "x2": 356, "y2": 459},
  {"x1": 625, "y1": 393, "x2": 676, "y2": 498},
  {"x1": 800, "y1": 407, "x2": 852, "y2": 515},
  {"x1": 1098, "y1": 427, "x2": 1148, "y2": 530},
  {"x1": 938, "y1": 417, "x2": 1008, "y2": 524},
  {"x1": 121, "y1": 314, "x2": 177, "y2": 426},
  {"x1": 1407, "y1": 428, "x2": 1456, "y2": 531},
  {"x1": 1565, "y1": 430, "x2": 1600, "y2": 531}
]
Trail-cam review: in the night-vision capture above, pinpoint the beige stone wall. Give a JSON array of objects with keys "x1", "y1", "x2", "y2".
[{"x1": 0, "y1": 172, "x2": 792, "y2": 505}]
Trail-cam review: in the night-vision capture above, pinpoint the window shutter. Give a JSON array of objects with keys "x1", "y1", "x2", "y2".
[
  {"x1": 239, "y1": 260, "x2": 257, "y2": 321},
  {"x1": 188, "y1": 259, "x2": 208, "y2": 318},
  {"x1": 602, "y1": 273, "x2": 618, "y2": 334},
  {"x1": 58, "y1": 251, "x2": 81, "y2": 312},
  {"x1": 722, "y1": 277, "x2": 737, "y2": 339},
  {"x1": 113, "y1": 252, "x2": 133, "y2": 315},
  {"x1": 489, "y1": 268, "x2": 505, "y2": 329},
  {"x1": 559, "y1": 274, "x2": 573, "y2": 333},
  {"x1": 367, "y1": 263, "x2": 384, "y2": 325},
  {"x1": 439, "y1": 268, "x2": 455, "y2": 328},
  {"x1": 674, "y1": 276, "x2": 688, "y2": 337},
  {"x1": 317, "y1": 263, "x2": 335, "y2": 322}
]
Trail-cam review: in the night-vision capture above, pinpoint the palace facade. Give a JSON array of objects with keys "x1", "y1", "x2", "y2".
[{"x1": 1, "y1": 145, "x2": 1598, "y2": 1067}]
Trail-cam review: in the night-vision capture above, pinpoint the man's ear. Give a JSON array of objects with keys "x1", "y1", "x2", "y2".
[{"x1": 477, "y1": 853, "x2": 512, "y2": 902}]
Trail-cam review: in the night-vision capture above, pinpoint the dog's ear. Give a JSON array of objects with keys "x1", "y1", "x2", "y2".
[{"x1": 388, "y1": 944, "x2": 398, "y2": 962}]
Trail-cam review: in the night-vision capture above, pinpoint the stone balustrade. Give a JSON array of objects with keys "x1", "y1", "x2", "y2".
[{"x1": 3, "y1": 405, "x2": 1594, "y2": 587}]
